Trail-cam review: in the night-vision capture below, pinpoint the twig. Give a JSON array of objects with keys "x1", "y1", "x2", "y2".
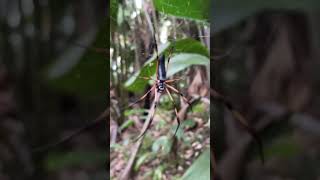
[
  {"x1": 32, "y1": 108, "x2": 109, "y2": 153},
  {"x1": 211, "y1": 89, "x2": 264, "y2": 163},
  {"x1": 120, "y1": 100, "x2": 156, "y2": 180}
]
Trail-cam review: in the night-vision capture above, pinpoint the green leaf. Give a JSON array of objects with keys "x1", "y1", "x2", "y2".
[
  {"x1": 182, "y1": 149, "x2": 210, "y2": 180},
  {"x1": 124, "y1": 108, "x2": 148, "y2": 116},
  {"x1": 155, "y1": 119, "x2": 167, "y2": 131},
  {"x1": 166, "y1": 53, "x2": 209, "y2": 77},
  {"x1": 110, "y1": 0, "x2": 118, "y2": 31},
  {"x1": 192, "y1": 103, "x2": 206, "y2": 113},
  {"x1": 119, "y1": 119, "x2": 135, "y2": 132},
  {"x1": 152, "y1": 136, "x2": 172, "y2": 154},
  {"x1": 173, "y1": 38, "x2": 209, "y2": 57},
  {"x1": 117, "y1": 4, "x2": 124, "y2": 26},
  {"x1": 124, "y1": 38, "x2": 209, "y2": 92},
  {"x1": 265, "y1": 133, "x2": 301, "y2": 159},
  {"x1": 183, "y1": 119, "x2": 196, "y2": 128},
  {"x1": 159, "y1": 94, "x2": 175, "y2": 110},
  {"x1": 172, "y1": 124, "x2": 184, "y2": 140},
  {"x1": 124, "y1": 42, "x2": 170, "y2": 92},
  {"x1": 110, "y1": 143, "x2": 122, "y2": 150},
  {"x1": 134, "y1": 153, "x2": 150, "y2": 171},
  {"x1": 154, "y1": 0, "x2": 210, "y2": 21},
  {"x1": 153, "y1": 165, "x2": 165, "y2": 180},
  {"x1": 213, "y1": 0, "x2": 320, "y2": 33},
  {"x1": 45, "y1": 24, "x2": 108, "y2": 98},
  {"x1": 172, "y1": 119, "x2": 196, "y2": 140},
  {"x1": 45, "y1": 151, "x2": 105, "y2": 171}
]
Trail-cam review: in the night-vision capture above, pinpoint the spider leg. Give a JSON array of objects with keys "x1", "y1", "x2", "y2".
[
  {"x1": 165, "y1": 87, "x2": 180, "y2": 137},
  {"x1": 165, "y1": 78, "x2": 183, "y2": 83},
  {"x1": 151, "y1": 22, "x2": 160, "y2": 80},
  {"x1": 166, "y1": 84, "x2": 192, "y2": 108},
  {"x1": 134, "y1": 87, "x2": 160, "y2": 141},
  {"x1": 137, "y1": 76, "x2": 156, "y2": 80},
  {"x1": 128, "y1": 85, "x2": 155, "y2": 108}
]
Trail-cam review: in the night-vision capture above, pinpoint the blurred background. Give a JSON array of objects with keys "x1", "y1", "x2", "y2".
[
  {"x1": 110, "y1": 0, "x2": 210, "y2": 179},
  {"x1": 0, "y1": 0, "x2": 107, "y2": 180},
  {"x1": 212, "y1": 1, "x2": 320, "y2": 180}
]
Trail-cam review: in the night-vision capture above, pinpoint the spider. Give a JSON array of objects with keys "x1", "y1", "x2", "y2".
[{"x1": 127, "y1": 26, "x2": 191, "y2": 141}]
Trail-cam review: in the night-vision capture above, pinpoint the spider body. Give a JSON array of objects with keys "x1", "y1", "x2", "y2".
[
  {"x1": 158, "y1": 54, "x2": 167, "y2": 81},
  {"x1": 157, "y1": 80, "x2": 166, "y2": 93},
  {"x1": 157, "y1": 55, "x2": 167, "y2": 93}
]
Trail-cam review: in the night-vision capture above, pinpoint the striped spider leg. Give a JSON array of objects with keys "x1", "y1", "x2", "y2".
[
  {"x1": 134, "y1": 85, "x2": 160, "y2": 141},
  {"x1": 159, "y1": 41, "x2": 193, "y2": 137}
]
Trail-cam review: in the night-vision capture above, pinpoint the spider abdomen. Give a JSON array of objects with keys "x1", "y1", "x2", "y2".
[{"x1": 158, "y1": 55, "x2": 166, "y2": 81}]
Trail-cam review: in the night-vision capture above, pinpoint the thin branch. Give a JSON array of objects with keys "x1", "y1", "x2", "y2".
[
  {"x1": 32, "y1": 108, "x2": 109, "y2": 153},
  {"x1": 211, "y1": 89, "x2": 265, "y2": 163},
  {"x1": 120, "y1": 99, "x2": 157, "y2": 180}
]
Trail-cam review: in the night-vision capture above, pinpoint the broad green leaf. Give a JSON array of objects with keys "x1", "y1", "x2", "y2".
[
  {"x1": 213, "y1": 0, "x2": 320, "y2": 33},
  {"x1": 124, "y1": 43, "x2": 170, "y2": 92},
  {"x1": 166, "y1": 53, "x2": 209, "y2": 77},
  {"x1": 154, "y1": 0, "x2": 210, "y2": 21},
  {"x1": 110, "y1": 0, "x2": 118, "y2": 31},
  {"x1": 45, "y1": 24, "x2": 108, "y2": 98},
  {"x1": 173, "y1": 38, "x2": 209, "y2": 58},
  {"x1": 182, "y1": 149, "x2": 210, "y2": 180},
  {"x1": 124, "y1": 39, "x2": 209, "y2": 92}
]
